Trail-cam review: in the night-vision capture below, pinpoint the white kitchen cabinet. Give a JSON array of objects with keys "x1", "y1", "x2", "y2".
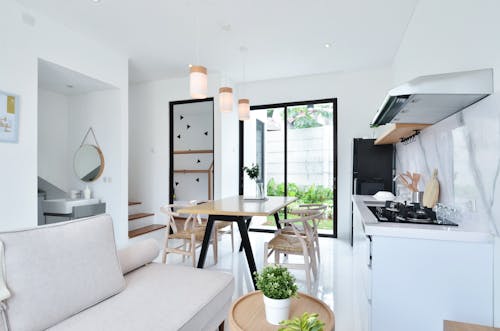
[{"x1": 352, "y1": 195, "x2": 494, "y2": 331}]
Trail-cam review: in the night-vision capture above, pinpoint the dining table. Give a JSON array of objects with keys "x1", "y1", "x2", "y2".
[{"x1": 177, "y1": 195, "x2": 297, "y2": 288}]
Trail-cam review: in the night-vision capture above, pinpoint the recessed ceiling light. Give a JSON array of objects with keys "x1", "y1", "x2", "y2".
[
  {"x1": 325, "y1": 43, "x2": 332, "y2": 48},
  {"x1": 92, "y1": 0, "x2": 101, "y2": 3},
  {"x1": 188, "y1": 64, "x2": 193, "y2": 68}
]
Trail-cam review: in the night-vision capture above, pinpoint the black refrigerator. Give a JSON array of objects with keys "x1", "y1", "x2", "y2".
[{"x1": 351, "y1": 138, "x2": 395, "y2": 244}]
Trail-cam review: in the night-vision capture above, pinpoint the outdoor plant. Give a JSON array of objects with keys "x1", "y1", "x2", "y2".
[
  {"x1": 243, "y1": 164, "x2": 260, "y2": 181},
  {"x1": 278, "y1": 312, "x2": 325, "y2": 331},
  {"x1": 254, "y1": 265, "x2": 298, "y2": 300}
]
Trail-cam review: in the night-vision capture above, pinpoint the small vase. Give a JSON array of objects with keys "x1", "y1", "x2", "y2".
[
  {"x1": 256, "y1": 181, "x2": 265, "y2": 199},
  {"x1": 263, "y1": 295, "x2": 291, "y2": 325}
]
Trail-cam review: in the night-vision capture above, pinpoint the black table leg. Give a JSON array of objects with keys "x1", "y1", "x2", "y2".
[
  {"x1": 237, "y1": 217, "x2": 257, "y2": 289},
  {"x1": 239, "y1": 217, "x2": 252, "y2": 252},
  {"x1": 197, "y1": 215, "x2": 215, "y2": 269},
  {"x1": 274, "y1": 212, "x2": 282, "y2": 229}
]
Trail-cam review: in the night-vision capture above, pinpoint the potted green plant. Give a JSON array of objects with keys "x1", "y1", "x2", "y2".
[
  {"x1": 254, "y1": 265, "x2": 298, "y2": 325},
  {"x1": 243, "y1": 164, "x2": 265, "y2": 199},
  {"x1": 279, "y1": 312, "x2": 325, "y2": 331}
]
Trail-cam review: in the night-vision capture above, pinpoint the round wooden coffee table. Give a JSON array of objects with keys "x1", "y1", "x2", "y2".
[{"x1": 229, "y1": 291, "x2": 335, "y2": 331}]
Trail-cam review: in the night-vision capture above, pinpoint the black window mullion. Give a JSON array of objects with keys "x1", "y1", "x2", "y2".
[{"x1": 284, "y1": 106, "x2": 288, "y2": 219}]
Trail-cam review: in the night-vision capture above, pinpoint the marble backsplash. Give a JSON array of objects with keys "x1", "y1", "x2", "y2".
[{"x1": 395, "y1": 93, "x2": 500, "y2": 234}]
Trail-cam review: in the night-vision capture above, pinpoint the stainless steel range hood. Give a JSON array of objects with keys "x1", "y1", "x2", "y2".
[{"x1": 370, "y1": 68, "x2": 493, "y2": 127}]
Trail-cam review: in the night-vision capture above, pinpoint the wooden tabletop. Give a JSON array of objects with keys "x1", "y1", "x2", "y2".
[
  {"x1": 177, "y1": 196, "x2": 297, "y2": 217},
  {"x1": 444, "y1": 320, "x2": 500, "y2": 331},
  {"x1": 229, "y1": 291, "x2": 335, "y2": 331}
]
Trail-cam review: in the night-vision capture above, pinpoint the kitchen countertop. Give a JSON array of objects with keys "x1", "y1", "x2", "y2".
[{"x1": 353, "y1": 195, "x2": 494, "y2": 242}]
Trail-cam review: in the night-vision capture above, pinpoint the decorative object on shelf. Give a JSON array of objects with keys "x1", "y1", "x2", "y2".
[
  {"x1": 0, "y1": 91, "x2": 19, "y2": 143},
  {"x1": 279, "y1": 312, "x2": 325, "y2": 331},
  {"x1": 423, "y1": 169, "x2": 440, "y2": 208},
  {"x1": 219, "y1": 87, "x2": 233, "y2": 113},
  {"x1": 190, "y1": 65, "x2": 208, "y2": 99},
  {"x1": 243, "y1": 163, "x2": 264, "y2": 199},
  {"x1": 83, "y1": 185, "x2": 91, "y2": 199},
  {"x1": 254, "y1": 265, "x2": 298, "y2": 325},
  {"x1": 74, "y1": 127, "x2": 105, "y2": 182}
]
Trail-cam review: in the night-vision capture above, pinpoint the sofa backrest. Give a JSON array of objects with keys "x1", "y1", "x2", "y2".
[{"x1": 0, "y1": 215, "x2": 125, "y2": 331}]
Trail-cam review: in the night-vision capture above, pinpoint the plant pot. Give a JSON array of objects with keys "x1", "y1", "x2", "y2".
[{"x1": 263, "y1": 295, "x2": 291, "y2": 325}]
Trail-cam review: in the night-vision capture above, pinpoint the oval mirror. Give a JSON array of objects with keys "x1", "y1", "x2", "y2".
[{"x1": 74, "y1": 144, "x2": 105, "y2": 182}]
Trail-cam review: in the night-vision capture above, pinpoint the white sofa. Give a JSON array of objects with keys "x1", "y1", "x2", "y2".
[{"x1": 0, "y1": 215, "x2": 234, "y2": 331}]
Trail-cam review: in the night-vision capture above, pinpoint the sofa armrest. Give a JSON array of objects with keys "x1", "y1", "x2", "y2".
[{"x1": 117, "y1": 239, "x2": 160, "y2": 274}]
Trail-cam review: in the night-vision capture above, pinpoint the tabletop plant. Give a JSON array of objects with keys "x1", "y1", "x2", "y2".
[
  {"x1": 254, "y1": 265, "x2": 298, "y2": 300},
  {"x1": 243, "y1": 163, "x2": 260, "y2": 181},
  {"x1": 279, "y1": 312, "x2": 325, "y2": 331}
]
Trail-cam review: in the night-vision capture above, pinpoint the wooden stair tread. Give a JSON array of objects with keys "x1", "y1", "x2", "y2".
[
  {"x1": 128, "y1": 224, "x2": 165, "y2": 238},
  {"x1": 129, "y1": 212, "x2": 154, "y2": 221},
  {"x1": 128, "y1": 201, "x2": 142, "y2": 206}
]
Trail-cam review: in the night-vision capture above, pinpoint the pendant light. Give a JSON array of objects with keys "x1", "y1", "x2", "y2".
[
  {"x1": 189, "y1": 1, "x2": 207, "y2": 99},
  {"x1": 219, "y1": 87, "x2": 233, "y2": 113},
  {"x1": 238, "y1": 98, "x2": 250, "y2": 120},
  {"x1": 239, "y1": 46, "x2": 250, "y2": 121},
  {"x1": 190, "y1": 65, "x2": 208, "y2": 99}
]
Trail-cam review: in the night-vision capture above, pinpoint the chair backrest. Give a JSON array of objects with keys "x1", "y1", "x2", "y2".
[
  {"x1": 160, "y1": 204, "x2": 179, "y2": 233},
  {"x1": 279, "y1": 212, "x2": 322, "y2": 238}
]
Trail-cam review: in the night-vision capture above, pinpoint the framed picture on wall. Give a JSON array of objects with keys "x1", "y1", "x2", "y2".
[{"x1": 0, "y1": 91, "x2": 19, "y2": 143}]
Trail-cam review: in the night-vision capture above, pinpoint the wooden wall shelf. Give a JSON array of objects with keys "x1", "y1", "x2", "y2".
[
  {"x1": 173, "y1": 150, "x2": 213, "y2": 154},
  {"x1": 375, "y1": 123, "x2": 430, "y2": 145}
]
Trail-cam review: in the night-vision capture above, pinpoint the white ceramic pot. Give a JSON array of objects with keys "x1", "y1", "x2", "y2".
[{"x1": 263, "y1": 295, "x2": 291, "y2": 325}]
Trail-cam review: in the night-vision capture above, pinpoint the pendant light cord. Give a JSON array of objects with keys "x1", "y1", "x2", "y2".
[{"x1": 195, "y1": 0, "x2": 200, "y2": 65}]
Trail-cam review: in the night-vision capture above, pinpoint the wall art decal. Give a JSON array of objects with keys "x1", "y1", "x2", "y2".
[
  {"x1": 177, "y1": 134, "x2": 181, "y2": 139},
  {"x1": 204, "y1": 131, "x2": 208, "y2": 136},
  {"x1": 187, "y1": 124, "x2": 191, "y2": 129},
  {"x1": 180, "y1": 115, "x2": 184, "y2": 120},
  {"x1": 196, "y1": 178, "x2": 200, "y2": 182}
]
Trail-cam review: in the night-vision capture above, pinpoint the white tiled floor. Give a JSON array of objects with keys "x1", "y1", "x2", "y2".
[{"x1": 140, "y1": 228, "x2": 354, "y2": 330}]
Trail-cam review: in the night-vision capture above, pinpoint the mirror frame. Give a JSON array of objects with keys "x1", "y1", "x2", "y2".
[{"x1": 73, "y1": 144, "x2": 105, "y2": 182}]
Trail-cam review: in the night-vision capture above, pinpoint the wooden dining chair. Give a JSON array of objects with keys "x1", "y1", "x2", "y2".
[
  {"x1": 263, "y1": 212, "x2": 320, "y2": 293},
  {"x1": 160, "y1": 204, "x2": 218, "y2": 267},
  {"x1": 287, "y1": 204, "x2": 327, "y2": 263}
]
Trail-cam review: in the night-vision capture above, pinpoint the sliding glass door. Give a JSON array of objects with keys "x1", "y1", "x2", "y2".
[{"x1": 240, "y1": 99, "x2": 337, "y2": 237}]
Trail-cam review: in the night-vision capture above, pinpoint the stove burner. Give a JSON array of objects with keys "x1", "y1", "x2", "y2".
[{"x1": 369, "y1": 202, "x2": 458, "y2": 226}]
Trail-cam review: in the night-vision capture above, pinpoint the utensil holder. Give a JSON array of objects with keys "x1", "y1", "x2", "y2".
[{"x1": 411, "y1": 191, "x2": 424, "y2": 204}]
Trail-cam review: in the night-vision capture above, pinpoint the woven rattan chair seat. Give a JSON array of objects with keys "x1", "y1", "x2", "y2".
[{"x1": 268, "y1": 234, "x2": 311, "y2": 254}]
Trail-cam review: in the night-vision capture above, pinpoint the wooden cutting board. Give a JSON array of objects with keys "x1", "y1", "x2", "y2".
[{"x1": 423, "y1": 169, "x2": 439, "y2": 208}]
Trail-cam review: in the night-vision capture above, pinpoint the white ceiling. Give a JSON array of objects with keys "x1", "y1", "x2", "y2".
[
  {"x1": 38, "y1": 59, "x2": 114, "y2": 95},
  {"x1": 21, "y1": 0, "x2": 418, "y2": 83}
]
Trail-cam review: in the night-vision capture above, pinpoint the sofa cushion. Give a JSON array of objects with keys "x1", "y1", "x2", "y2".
[
  {"x1": 0, "y1": 215, "x2": 125, "y2": 331},
  {"x1": 47, "y1": 263, "x2": 235, "y2": 331}
]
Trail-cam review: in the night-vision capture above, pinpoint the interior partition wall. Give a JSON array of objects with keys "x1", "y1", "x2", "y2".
[{"x1": 239, "y1": 98, "x2": 338, "y2": 238}]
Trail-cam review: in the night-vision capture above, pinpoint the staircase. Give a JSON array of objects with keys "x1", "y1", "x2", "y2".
[{"x1": 128, "y1": 201, "x2": 165, "y2": 238}]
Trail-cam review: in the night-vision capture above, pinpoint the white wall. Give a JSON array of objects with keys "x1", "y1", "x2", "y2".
[
  {"x1": 238, "y1": 67, "x2": 392, "y2": 239},
  {"x1": 129, "y1": 74, "x2": 240, "y2": 223},
  {"x1": 0, "y1": 1, "x2": 128, "y2": 246},
  {"x1": 392, "y1": 0, "x2": 500, "y2": 325},
  {"x1": 130, "y1": 67, "x2": 392, "y2": 239},
  {"x1": 38, "y1": 88, "x2": 69, "y2": 191},
  {"x1": 67, "y1": 89, "x2": 126, "y2": 243}
]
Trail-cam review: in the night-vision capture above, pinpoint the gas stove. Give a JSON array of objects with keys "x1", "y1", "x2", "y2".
[{"x1": 368, "y1": 201, "x2": 458, "y2": 226}]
